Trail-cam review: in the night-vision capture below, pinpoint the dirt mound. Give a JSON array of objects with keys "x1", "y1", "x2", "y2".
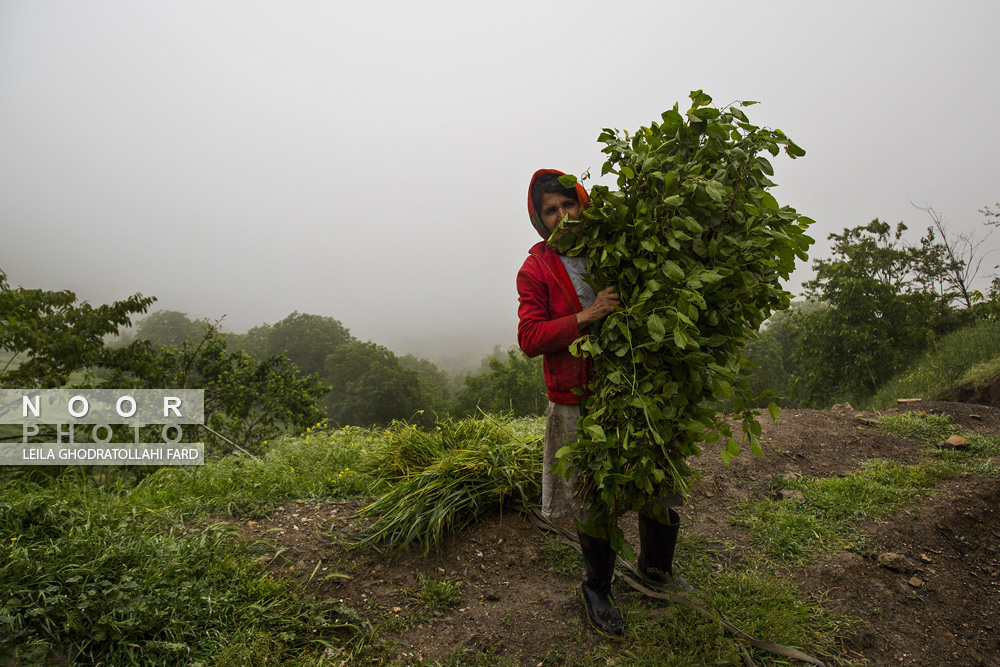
[
  {"x1": 233, "y1": 402, "x2": 1000, "y2": 666},
  {"x1": 934, "y1": 372, "x2": 1000, "y2": 408}
]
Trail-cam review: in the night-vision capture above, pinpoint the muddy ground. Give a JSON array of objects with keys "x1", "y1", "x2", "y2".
[{"x1": 236, "y1": 401, "x2": 1000, "y2": 666}]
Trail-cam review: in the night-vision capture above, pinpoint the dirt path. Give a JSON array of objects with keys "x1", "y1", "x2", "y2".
[{"x1": 236, "y1": 401, "x2": 1000, "y2": 666}]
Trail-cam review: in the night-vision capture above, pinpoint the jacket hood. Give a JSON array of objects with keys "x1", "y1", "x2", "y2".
[{"x1": 527, "y1": 168, "x2": 591, "y2": 239}]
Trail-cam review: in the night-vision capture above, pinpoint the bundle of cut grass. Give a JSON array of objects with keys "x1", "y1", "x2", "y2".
[{"x1": 357, "y1": 416, "x2": 541, "y2": 554}]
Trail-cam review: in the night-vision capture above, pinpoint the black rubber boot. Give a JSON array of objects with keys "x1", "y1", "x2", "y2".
[
  {"x1": 637, "y1": 508, "x2": 694, "y2": 593},
  {"x1": 577, "y1": 529, "x2": 624, "y2": 637}
]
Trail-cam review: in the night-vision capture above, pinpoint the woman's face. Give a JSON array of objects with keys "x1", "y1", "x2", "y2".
[{"x1": 539, "y1": 192, "x2": 581, "y2": 237}]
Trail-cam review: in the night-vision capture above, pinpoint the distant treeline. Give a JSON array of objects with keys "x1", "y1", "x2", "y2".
[{"x1": 2, "y1": 205, "x2": 998, "y2": 453}]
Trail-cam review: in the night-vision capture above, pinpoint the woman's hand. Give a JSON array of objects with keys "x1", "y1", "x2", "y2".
[{"x1": 577, "y1": 287, "x2": 621, "y2": 330}]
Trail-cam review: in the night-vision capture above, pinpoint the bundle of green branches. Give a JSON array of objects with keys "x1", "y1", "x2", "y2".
[
  {"x1": 553, "y1": 91, "x2": 813, "y2": 556},
  {"x1": 356, "y1": 416, "x2": 541, "y2": 554}
]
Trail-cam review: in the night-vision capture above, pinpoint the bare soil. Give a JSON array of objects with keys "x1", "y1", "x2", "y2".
[{"x1": 235, "y1": 400, "x2": 1000, "y2": 666}]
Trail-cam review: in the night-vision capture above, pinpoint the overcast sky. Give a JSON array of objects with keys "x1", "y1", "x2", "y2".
[{"x1": 2, "y1": 1, "x2": 999, "y2": 363}]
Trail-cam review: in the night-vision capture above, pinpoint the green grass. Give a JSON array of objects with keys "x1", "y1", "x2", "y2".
[
  {"x1": 409, "y1": 573, "x2": 463, "y2": 616},
  {"x1": 869, "y1": 318, "x2": 1000, "y2": 409},
  {"x1": 874, "y1": 411, "x2": 1000, "y2": 476},
  {"x1": 731, "y1": 459, "x2": 955, "y2": 563},
  {"x1": 126, "y1": 423, "x2": 382, "y2": 517},
  {"x1": 356, "y1": 416, "x2": 543, "y2": 554},
  {"x1": 874, "y1": 411, "x2": 956, "y2": 441},
  {"x1": 0, "y1": 472, "x2": 354, "y2": 665},
  {"x1": 0, "y1": 412, "x2": 876, "y2": 666}
]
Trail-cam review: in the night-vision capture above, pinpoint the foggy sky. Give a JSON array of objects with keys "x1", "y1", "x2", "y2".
[{"x1": 2, "y1": 1, "x2": 999, "y2": 363}]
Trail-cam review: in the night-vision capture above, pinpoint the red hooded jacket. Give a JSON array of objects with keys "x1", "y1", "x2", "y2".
[{"x1": 517, "y1": 169, "x2": 593, "y2": 404}]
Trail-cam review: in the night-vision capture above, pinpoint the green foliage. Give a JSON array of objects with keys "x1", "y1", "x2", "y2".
[
  {"x1": 453, "y1": 347, "x2": 546, "y2": 418},
  {"x1": 732, "y1": 459, "x2": 949, "y2": 563},
  {"x1": 105, "y1": 323, "x2": 330, "y2": 455},
  {"x1": 262, "y1": 311, "x2": 353, "y2": 378},
  {"x1": 134, "y1": 310, "x2": 208, "y2": 348},
  {"x1": 0, "y1": 268, "x2": 155, "y2": 388},
  {"x1": 552, "y1": 92, "x2": 813, "y2": 553},
  {"x1": 0, "y1": 473, "x2": 353, "y2": 665},
  {"x1": 357, "y1": 416, "x2": 542, "y2": 554},
  {"x1": 323, "y1": 340, "x2": 425, "y2": 427},
  {"x1": 734, "y1": 300, "x2": 825, "y2": 408},
  {"x1": 925, "y1": 432, "x2": 1000, "y2": 477},
  {"x1": 868, "y1": 318, "x2": 1000, "y2": 408},
  {"x1": 794, "y1": 220, "x2": 965, "y2": 407},
  {"x1": 399, "y1": 353, "x2": 454, "y2": 417}
]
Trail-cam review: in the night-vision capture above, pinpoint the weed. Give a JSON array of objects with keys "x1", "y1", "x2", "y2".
[{"x1": 410, "y1": 573, "x2": 462, "y2": 615}]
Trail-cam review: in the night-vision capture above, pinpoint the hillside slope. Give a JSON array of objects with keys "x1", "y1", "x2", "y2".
[{"x1": 238, "y1": 401, "x2": 1000, "y2": 666}]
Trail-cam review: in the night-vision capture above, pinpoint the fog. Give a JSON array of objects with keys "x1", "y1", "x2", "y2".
[{"x1": 3, "y1": 1, "x2": 999, "y2": 369}]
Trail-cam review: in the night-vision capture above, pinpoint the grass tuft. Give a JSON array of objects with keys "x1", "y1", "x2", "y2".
[
  {"x1": 409, "y1": 573, "x2": 463, "y2": 616},
  {"x1": 356, "y1": 416, "x2": 542, "y2": 554}
]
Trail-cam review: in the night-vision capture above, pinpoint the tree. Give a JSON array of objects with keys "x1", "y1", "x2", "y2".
[
  {"x1": 104, "y1": 323, "x2": 330, "y2": 455},
  {"x1": 740, "y1": 301, "x2": 824, "y2": 408},
  {"x1": 913, "y1": 204, "x2": 1000, "y2": 310},
  {"x1": 0, "y1": 268, "x2": 155, "y2": 388},
  {"x1": 225, "y1": 323, "x2": 272, "y2": 359},
  {"x1": 322, "y1": 341, "x2": 422, "y2": 427},
  {"x1": 134, "y1": 310, "x2": 207, "y2": 348},
  {"x1": 264, "y1": 312, "x2": 353, "y2": 377},
  {"x1": 398, "y1": 353, "x2": 453, "y2": 417},
  {"x1": 794, "y1": 220, "x2": 962, "y2": 406},
  {"x1": 453, "y1": 347, "x2": 546, "y2": 418}
]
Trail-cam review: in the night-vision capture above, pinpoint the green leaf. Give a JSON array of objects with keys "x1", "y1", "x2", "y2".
[
  {"x1": 673, "y1": 327, "x2": 686, "y2": 349},
  {"x1": 704, "y1": 181, "x2": 726, "y2": 203},
  {"x1": 767, "y1": 401, "x2": 780, "y2": 422},
  {"x1": 622, "y1": 166, "x2": 635, "y2": 179},
  {"x1": 648, "y1": 313, "x2": 666, "y2": 342},
  {"x1": 557, "y1": 174, "x2": 578, "y2": 188}
]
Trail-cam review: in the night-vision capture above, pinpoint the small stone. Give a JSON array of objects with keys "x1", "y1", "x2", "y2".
[
  {"x1": 779, "y1": 489, "x2": 806, "y2": 502},
  {"x1": 921, "y1": 553, "x2": 933, "y2": 563},
  {"x1": 780, "y1": 472, "x2": 800, "y2": 482},
  {"x1": 879, "y1": 552, "x2": 918, "y2": 574},
  {"x1": 908, "y1": 576, "x2": 924, "y2": 588}
]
